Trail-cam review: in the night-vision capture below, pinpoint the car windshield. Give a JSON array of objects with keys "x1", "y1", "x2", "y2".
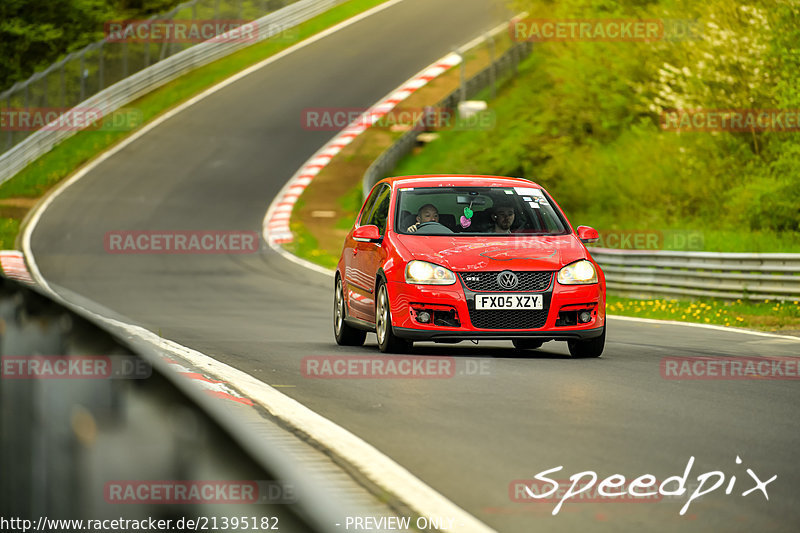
[{"x1": 395, "y1": 186, "x2": 570, "y2": 236}]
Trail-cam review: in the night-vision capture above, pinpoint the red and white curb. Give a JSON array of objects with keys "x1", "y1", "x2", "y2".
[
  {"x1": 0, "y1": 250, "x2": 35, "y2": 284},
  {"x1": 164, "y1": 357, "x2": 255, "y2": 406},
  {"x1": 263, "y1": 52, "x2": 462, "y2": 245}
]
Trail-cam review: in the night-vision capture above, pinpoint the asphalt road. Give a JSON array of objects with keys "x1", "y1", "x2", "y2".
[{"x1": 28, "y1": 0, "x2": 800, "y2": 531}]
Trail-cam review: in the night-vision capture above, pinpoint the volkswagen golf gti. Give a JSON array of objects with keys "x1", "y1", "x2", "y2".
[{"x1": 333, "y1": 175, "x2": 606, "y2": 356}]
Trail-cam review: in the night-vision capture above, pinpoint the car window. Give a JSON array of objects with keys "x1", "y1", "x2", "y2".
[
  {"x1": 362, "y1": 184, "x2": 391, "y2": 235},
  {"x1": 395, "y1": 186, "x2": 569, "y2": 235},
  {"x1": 358, "y1": 184, "x2": 383, "y2": 225}
]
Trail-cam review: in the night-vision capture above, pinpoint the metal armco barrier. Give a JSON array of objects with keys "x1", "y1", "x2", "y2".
[
  {"x1": 589, "y1": 248, "x2": 800, "y2": 301},
  {"x1": 0, "y1": 0, "x2": 346, "y2": 185},
  {"x1": 0, "y1": 275, "x2": 345, "y2": 530}
]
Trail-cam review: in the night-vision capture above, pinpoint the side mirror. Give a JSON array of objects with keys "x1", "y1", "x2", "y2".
[
  {"x1": 353, "y1": 225, "x2": 381, "y2": 243},
  {"x1": 577, "y1": 225, "x2": 599, "y2": 244}
]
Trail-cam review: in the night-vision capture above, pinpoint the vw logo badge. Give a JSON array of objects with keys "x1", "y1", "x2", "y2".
[{"x1": 497, "y1": 270, "x2": 519, "y2": 290}]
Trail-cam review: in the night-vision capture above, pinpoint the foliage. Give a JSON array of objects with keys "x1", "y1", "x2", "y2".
[
  {"x1": 0, "y1": 0, "x2": 183, "y2": 90},
  {"x1": 396, "y1": 0, "x2": 800, "y2": 250}
]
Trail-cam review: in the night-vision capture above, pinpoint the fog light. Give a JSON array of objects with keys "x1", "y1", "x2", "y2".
[
  {"x1": 578, "y1": 310, "x2": 592, "y2": 323},
  {"x1": 417, "y1": 311, "x2": 431, "y2": 324}
]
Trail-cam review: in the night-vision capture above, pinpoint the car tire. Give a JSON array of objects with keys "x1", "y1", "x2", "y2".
[
  {"x1": 375, "y1": 282, "x2": 411, "y2": 354},
  {"x1": 334, "y1": 276, "x2": 367, "y2": 346},
  {"x1": 567, "y1": 325, "x2": 605, "y2": 358},
  {"x1": 512, "y1": 339, "x2": 544, "y2": 350}
]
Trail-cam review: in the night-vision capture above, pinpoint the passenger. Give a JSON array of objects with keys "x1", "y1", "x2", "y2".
[{"x1": 407, "y1": 204, "x2": 439, "y2": 232}]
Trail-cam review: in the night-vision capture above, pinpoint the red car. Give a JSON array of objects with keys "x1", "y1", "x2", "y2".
[{"x1": 334, "y1": 175, "x2": 606, "y2": 356}]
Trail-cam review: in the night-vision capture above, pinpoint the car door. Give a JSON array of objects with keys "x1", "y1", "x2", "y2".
[
  {"x1": 347, "y1": 183, "x2": 391, "y2": 322},
  {"x1": 343, "y1": 184, "x2": 381, "y2": 319}
]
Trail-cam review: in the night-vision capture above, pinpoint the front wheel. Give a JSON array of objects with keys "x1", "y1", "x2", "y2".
[
  {"x1": 334, "y1": 277, "x2": 366, "y2": 346},
  {"x1": 376, "y1": 283, "x2": 411, "y2": 353},
  {"x1": 567, "y1": 325, "x2": 605, "y2": 358}
]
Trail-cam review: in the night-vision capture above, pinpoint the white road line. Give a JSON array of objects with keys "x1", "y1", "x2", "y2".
[
  {"x1": 608, "y1": 314, "x2": 800, "y2": 342},
  {"x1": 20, "y1": 1, "x2": 496, "y2": 532}
]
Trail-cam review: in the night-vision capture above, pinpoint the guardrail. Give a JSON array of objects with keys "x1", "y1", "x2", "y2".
[
  {"x1": 0, "y1": 275, "x2": 358, "y2": 529},
  {"x1": 362, "y1": 40, "x2": 533, "y2": 199},
  {"x1": 589, "y1": 248, "x2": 800, "y2": 302},
  {"x1": 0, "y1": 0, "x2": 346, "y2": 186}
]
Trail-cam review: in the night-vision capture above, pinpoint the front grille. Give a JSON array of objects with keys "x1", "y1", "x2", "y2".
[
  {"x1": 469, "y1": 309, "x2": 549, "y2": 329},
  {"x1": 459, "y1": 271, "x2": 552, "y2": 292}
]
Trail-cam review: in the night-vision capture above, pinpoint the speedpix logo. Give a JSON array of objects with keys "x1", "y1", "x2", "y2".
[{"x1": 522, "y1": 456, "x2": 776, "y2": 515}]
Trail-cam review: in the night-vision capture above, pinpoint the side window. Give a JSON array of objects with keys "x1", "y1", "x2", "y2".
[
  {"x1": 358, "y1": 184, "x2": 383, "y2": 225},
  {"x1": 363, "y1": 185, "x2": 392, "y2": 236}
]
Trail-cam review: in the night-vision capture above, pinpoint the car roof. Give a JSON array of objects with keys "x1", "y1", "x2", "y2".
[{"x1": 380, "y1": 174, "x2": 543, "y2": 190}]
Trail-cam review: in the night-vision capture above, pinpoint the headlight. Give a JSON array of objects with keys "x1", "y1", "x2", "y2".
[
  {"x1": 405, "y1": 261, "x2": 456, "y2": 285},
  {"x1": 557, "y1": 260, "x2": 598, "y2": 285}
]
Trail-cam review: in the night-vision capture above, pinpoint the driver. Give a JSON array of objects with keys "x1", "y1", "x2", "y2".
[
  {"x1": 489, "y1": 202, "x2": 516, "y2": 233},
  {"x1": 407, "y1": 204, "x2": 439, "y2": 232}
]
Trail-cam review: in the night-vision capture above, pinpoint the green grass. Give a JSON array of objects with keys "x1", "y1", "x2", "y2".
[
  {"x1": 0, "y1": 0, "x2": 390, "y2": 248},
  {"x1": 285, "y1": 225, "x2": 339, "y2": 270},
  {"x1": 607, "y1": 295, "x2": 800, "y2": 332},
  {"x1": 0, "y1": 218, "x2": 20, "y2": 249},
  {"x1": 391, "y1": 54, "x2": 800, "y2": 253}
]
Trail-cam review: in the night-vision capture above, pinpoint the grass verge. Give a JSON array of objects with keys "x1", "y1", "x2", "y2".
[
  {"x1": 391, "y1": 51, "x2": 800, "y2": 254},
  {"x1": 607, "y1": 295, "x2": 800, "y2": 334}
]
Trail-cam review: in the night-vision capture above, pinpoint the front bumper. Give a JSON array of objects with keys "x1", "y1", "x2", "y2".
[
  {"x1": 394, "y1": 326, "x2": 605, "y2": 342},
  {"x1": 386, "y1": 276, "x2": 605, "y2": 341}
]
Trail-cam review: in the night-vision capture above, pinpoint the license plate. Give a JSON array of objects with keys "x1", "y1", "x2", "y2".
[{"x1": 474, "y1": 294, "x2": 543, "y2": 310}]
